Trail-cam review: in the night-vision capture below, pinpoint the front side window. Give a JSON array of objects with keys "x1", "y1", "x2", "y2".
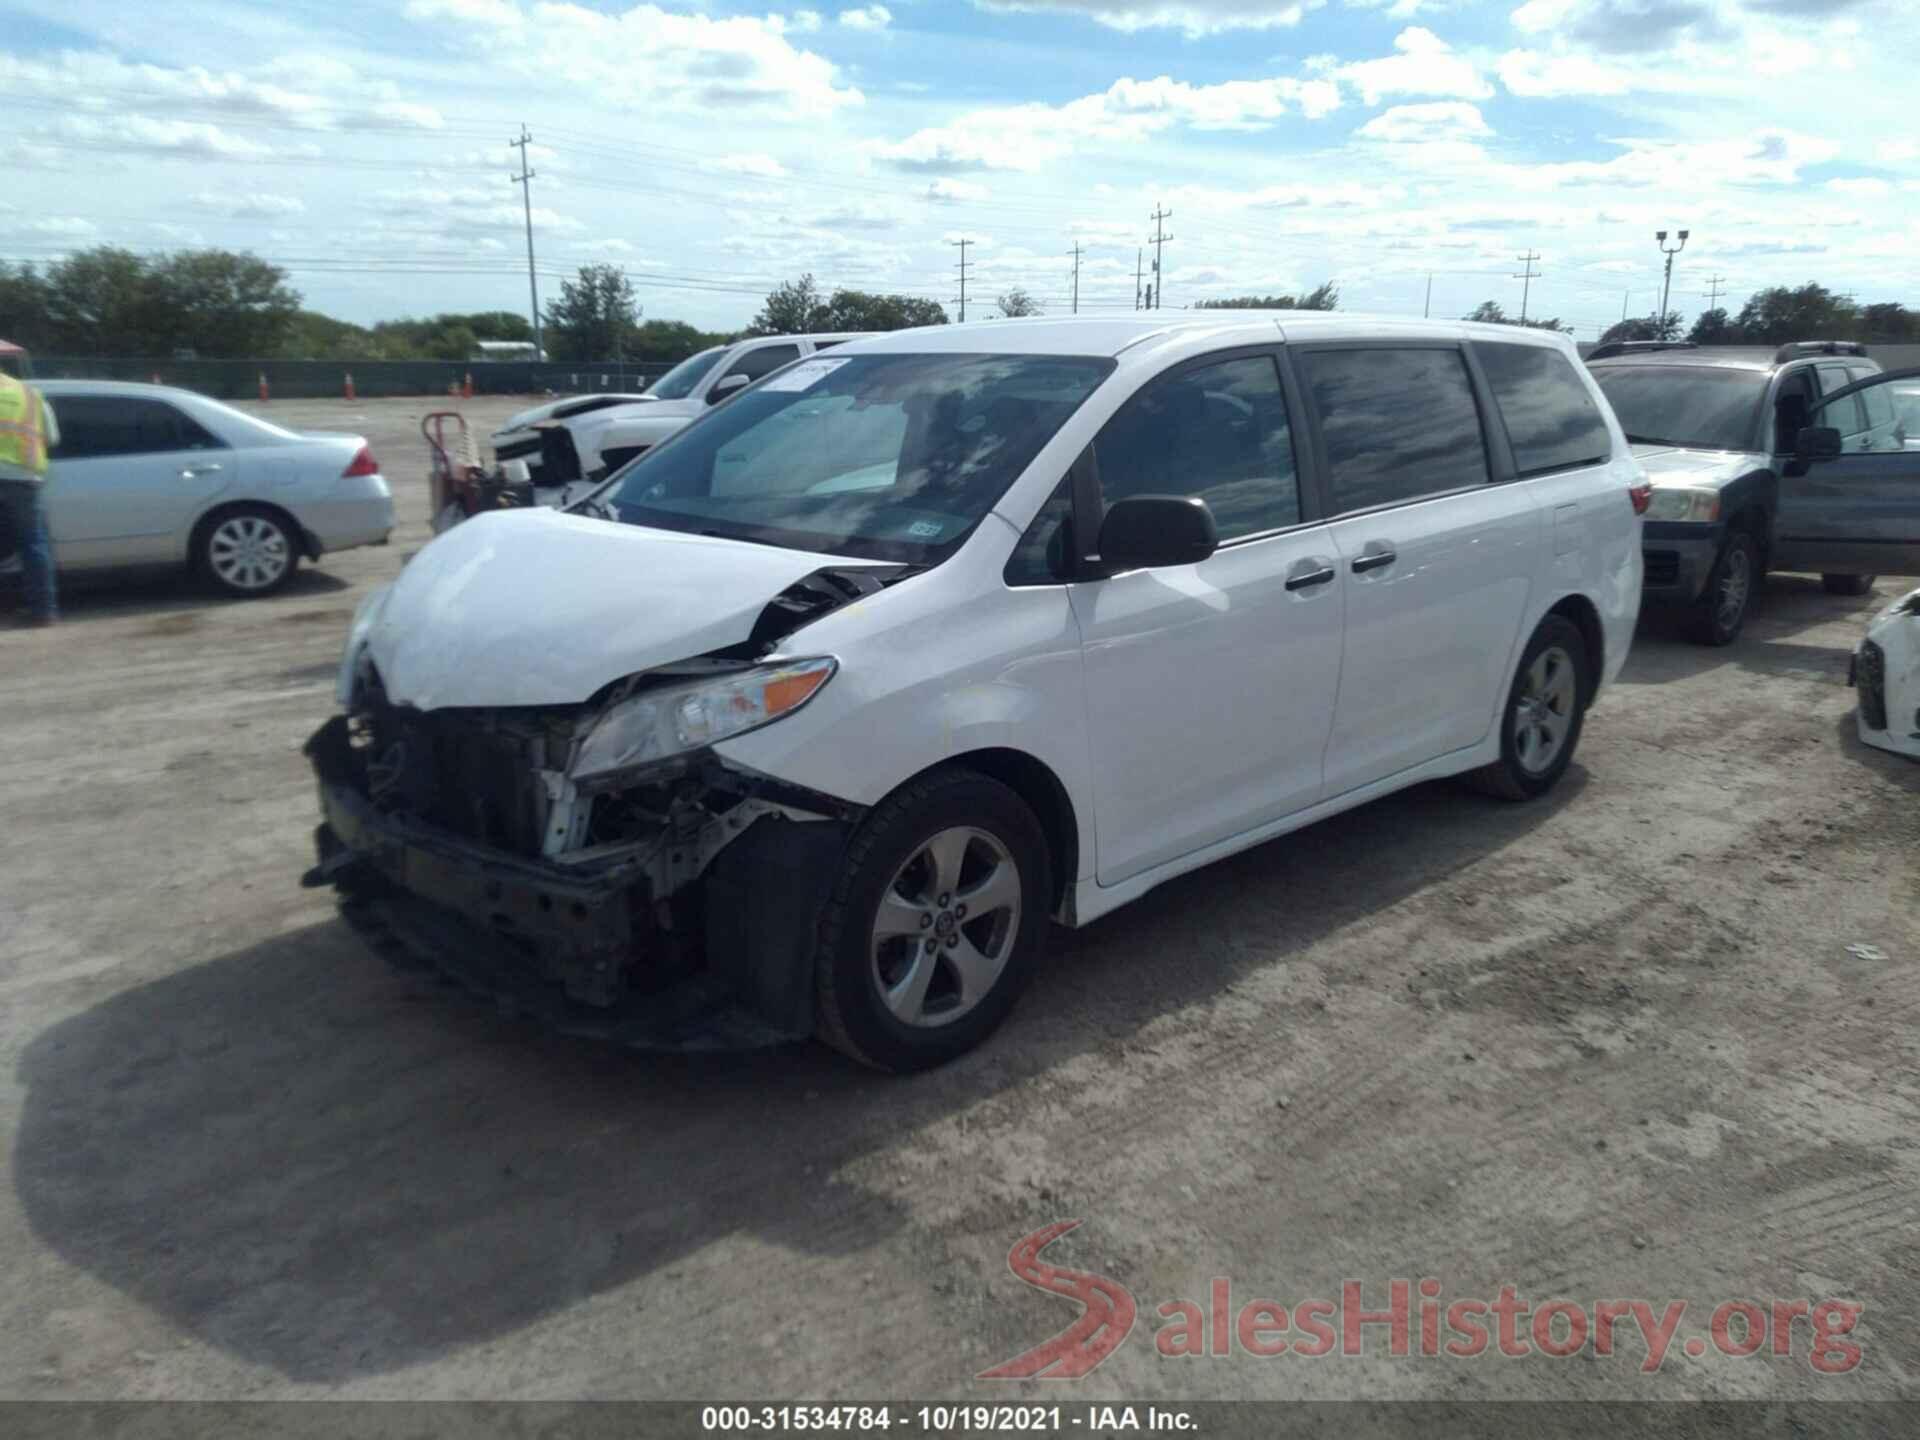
[
  {"x1": 1820, "y1": 375, "x2": 1910, "y2": 455},
  {"x1": 1299, "y1": 347, "x2": 1489, "y2": 513},
  {"x1": 724, "y1": 343, "x2": 802, "y2": 386},
  {"x1": 1475, "y1": 341, "x2": 1610, "y2": 476},
  {"x1": 647, "y1": 347, "x2": 725, "y2": 400},
  {"x1": 598, "y1": 352, "x2": 1114, "y2": 564},
  {"x1": 49, "y1": 396, "x2": 220, "y2": 459},
  {"x1": 1592, "y1": 365, "x2": 1767, "y2": 453},
  {"x1": 1093, "y1": 353, "x2": 1300, "y2": 541}
]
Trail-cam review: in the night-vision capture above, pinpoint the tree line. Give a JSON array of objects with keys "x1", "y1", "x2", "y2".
[{"x1": 1597, "y1": 283, "x2": 1920, "y2": 348}]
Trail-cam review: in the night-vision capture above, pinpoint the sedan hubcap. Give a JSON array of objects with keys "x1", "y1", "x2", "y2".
[
  {"x1": 870, "y1": 826, "x2": 1021, "y2": 1028},
  {"x1": 1514, "y1": 644, "x2": 1576, "y2": 776},
  {"x1": 210, "y1": 516, "x2": 290, "y2": 590}
]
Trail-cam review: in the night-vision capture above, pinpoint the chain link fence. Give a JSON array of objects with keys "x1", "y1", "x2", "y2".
[{"x1": 29, "y1": 357, "x2": 675, "y2": 401}]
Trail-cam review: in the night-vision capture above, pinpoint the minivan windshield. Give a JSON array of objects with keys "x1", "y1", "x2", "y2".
[
  {"x1": 594, "y1": 352, "x2": 1115, "y2": 563},
  {"x1": 1590, "y1": 365, "x2": 1764, "y2": 452},
  {"x1": 647, "y1": 347, "x2": 726, "y2": 400}
]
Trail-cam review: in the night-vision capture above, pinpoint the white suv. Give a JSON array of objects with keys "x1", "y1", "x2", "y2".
[
  {"x1": 490, "y1": 333, "x2": 873, "y2": 485},
  {"x1": 309, "y1": 315, "x2": 1643, "y2": 1071}
]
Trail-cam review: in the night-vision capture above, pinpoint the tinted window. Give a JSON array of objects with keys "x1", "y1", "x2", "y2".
[
  {"x1": 1094, "y1": 353, "x2": 1300, "y2": 541},
  {"x1": 1592, "y1": 365, "x2": 1766, "y2": 452},
  {"x1": 1300, "y1": 348, "x2": 1489, "y2": 513},
  {"x1": 50, "y1": 396, "x2": 221, "y2": 459},
  {"x1": 726, "y1": 343, "x2": 802, "y2": 384},
  {"x1": 1005, "y1": 476, "x2": 1074, "y2": 585},
  {"x1": 1475, "y1": 341, "x2": 1610, "y2": 476}
]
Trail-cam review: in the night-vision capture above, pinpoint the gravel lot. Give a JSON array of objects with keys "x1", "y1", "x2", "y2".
[{"x1": 1, "y1": 394, "x2": 1915, "y2": 1403}]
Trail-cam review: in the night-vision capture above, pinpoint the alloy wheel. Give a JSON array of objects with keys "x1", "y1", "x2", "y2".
[
  {"x1": 870, "y1": 825, "x2": 1022, "y2": 1028},
  {"x1": 1513, "y1": 644, "x2": 1577, "y2": 777}
]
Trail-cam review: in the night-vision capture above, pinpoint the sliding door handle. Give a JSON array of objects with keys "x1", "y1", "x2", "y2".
[{"x1": 1351, "y1": 548, "x2": 1397, "y2": 574}]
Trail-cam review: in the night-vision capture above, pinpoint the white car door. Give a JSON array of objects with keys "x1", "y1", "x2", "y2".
[
  {"x1": 1292, "y1": 343, "x2": 1543, "y2": 798},
  {"x1": 1065, "y1": 348, "x2": 1345, "y2": 886},
  {"x1": 46, "y1": 394, "x2": 233, "y2": 567}
]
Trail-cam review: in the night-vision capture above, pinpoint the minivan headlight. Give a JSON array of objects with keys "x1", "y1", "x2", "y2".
[
  {"x1": 1643, "y1": 487, "x2": 1721, "y2": 523},
  {"x1": 571, "y1": 657, "x2": 837, "y2": 781}
]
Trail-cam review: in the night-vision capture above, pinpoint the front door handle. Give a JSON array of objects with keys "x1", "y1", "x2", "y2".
[
  {"x1": 181, "y1": 462, "x2": 222, "y2": 478},
  {"x1": 1351, "y1": 547, "x2": 1397, "y2": 574},
  {"x1": 1284, "y1": 563, "x2": 1337, "y2": 591}
]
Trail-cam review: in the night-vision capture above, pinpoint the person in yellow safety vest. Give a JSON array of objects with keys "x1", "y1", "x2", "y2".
[{"x1": 0, "y1": 369, "x2": 60, "y2": 625}]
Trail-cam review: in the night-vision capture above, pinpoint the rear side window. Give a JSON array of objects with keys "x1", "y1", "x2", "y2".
[
  {"x1": 1298, "y1": 348, "x2": 1489, "y2": 514},
  {"x1": 50, "y1": 396, "x2": 222, "y2": 459},
  {"x1": 1475, "y1": 341, "x2": 1611, "y2": 476},
  {"x1": 726, "y1": 343, "x2": 802, "y2": 384}
]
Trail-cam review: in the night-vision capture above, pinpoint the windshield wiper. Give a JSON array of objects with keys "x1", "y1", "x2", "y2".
[
  {"x1": 1624, "y1": 433, "x2": 1688, "y2": 447},
  {"x1": 572, "y1": 497, "x2": 617, "y2": 521}
]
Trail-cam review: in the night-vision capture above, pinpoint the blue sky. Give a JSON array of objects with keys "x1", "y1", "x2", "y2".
[{"x1": 6, "y1": 0, "x2": 1917, "y2": 337}]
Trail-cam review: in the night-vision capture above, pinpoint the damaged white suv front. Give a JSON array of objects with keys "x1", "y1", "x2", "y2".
[{"x1": 1852, "y1": 586, "x2": 1920, "y2": 759}]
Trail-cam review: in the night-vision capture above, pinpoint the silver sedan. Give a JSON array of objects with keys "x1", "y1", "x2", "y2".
[{"x1": 28, "y1": 380, "x2": 394, "y2": 597}]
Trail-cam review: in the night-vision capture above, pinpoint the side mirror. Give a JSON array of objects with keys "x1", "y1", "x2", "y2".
[
  {"x1": 1097, "y1": 494, "x2": 1219, "y2": 572},
  {"x1": 1796, "y1": 426, "x2": 1842, "y2": 459},
  {"x1": 709, "y1": 373, "x2": 750, "y2": 404}
]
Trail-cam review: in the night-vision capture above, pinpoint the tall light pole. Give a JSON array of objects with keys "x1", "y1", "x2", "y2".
[{"x1": 1655, "y1": 228, "x2": 1689, "y2": 336}]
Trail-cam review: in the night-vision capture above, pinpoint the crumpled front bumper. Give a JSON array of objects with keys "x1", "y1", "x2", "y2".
[
  {"x1": 302, "y1": 715, "x2": 849, "y2": 1050},
  {"x1": 1851, "y1": 590, "x2": 1920, "y2": 760}
]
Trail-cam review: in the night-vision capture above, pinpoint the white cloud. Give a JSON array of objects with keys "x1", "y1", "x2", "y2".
[
  {"x1": 974, "y1": 0, "x2": 1322, "y2": 38},
  {"x1": 33, "y1": 113, "x2": 297, "y2": 160},
  {"x1": 402, "y1": 0, "x2": 863, "y2": 115},
  {"x1": 1496, "y1": 48, "x2": 1634, "y2": 97},
  {"x1": 1356, "y1": 100, "x2": 1491, "y2": 143},
  {"x1": 191, "y1": 191, "x2": 308, "y2": 218},
  {"x1": 791, "y1": 9, "x2": 825, "y2": 30},
  {"x1": 923, "y1": 178, "x2": 991, "y2": 204},
  {"x1": 838, "y1": 4, "x2": 892, "y2": 29},
  {"x1": 1827, "y1": 177, "x2": 1892, "y2": 198},
  {"x1": 1330, "y1": 27, "x2": 1491, "y2": 104},
  {"x1": 871, "y1": 70, "x2": 1339, "y2": 173},
  {"x1": 715, "y1": 152, "x2": 788, "y2": 178}
]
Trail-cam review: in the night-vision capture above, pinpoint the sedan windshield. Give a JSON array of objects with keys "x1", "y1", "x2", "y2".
[
  {"x1": 595, "y1": 352, "x2": 1115, "y2": 563},
  {"x1": 1591, "y1": 366, "x2": 1764, "y2": 452},
  {"x1": 646, "y1": 347, "x2": 726, "y2": 400}
]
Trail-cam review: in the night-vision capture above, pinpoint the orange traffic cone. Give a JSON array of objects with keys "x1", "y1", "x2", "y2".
[
  {"x1": 462, "y1": 371, "x2": 474, "y2": 400},
  {"x1": 258, "y1": 372, "x2": 270, "y2": 402},
  {"x1": 344, "y1": 372, "x2": 356, "y2": 401}
]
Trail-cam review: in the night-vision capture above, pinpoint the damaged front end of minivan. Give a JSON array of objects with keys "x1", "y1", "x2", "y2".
[{"x1": 302, "y1": 562, "x2": 908, "y2": 1049}]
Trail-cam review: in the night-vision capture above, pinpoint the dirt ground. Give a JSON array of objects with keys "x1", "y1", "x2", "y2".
[{"x1": 0, "y1": 394, "x2": 1915, "y2": 1405}]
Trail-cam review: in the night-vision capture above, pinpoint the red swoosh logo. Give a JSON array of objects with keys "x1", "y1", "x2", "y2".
[{"x1": 977, "y1": 1220, "x2": 1136, "y2": 1379}]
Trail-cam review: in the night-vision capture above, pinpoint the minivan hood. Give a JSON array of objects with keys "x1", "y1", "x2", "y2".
[
  {"x1": 1630, "y1": 444, "x2": 1761, "y2": 489},
  {"x1": 364, "y1": 508, "x2": 852, "y2": 709},
  {"x1": 493, "y1": 393, "x2": 654, "y2": 437},
  {"x1": 576, "y1": 398, "x2": 702, "y2": 429}
]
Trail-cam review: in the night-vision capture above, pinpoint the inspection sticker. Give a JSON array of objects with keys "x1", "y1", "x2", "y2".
[{"x1": 763, "y1": 357, "x2": 852, "y2": 392}]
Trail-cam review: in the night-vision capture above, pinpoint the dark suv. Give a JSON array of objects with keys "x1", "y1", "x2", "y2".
[{"x1": 1588, "y1": 340, "x2": 1920, "y2": 644}]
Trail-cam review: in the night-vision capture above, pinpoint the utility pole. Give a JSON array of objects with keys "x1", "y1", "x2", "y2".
[
  {"x1": 1135, "y1": 247, "x2": 1143, "y2": 311},
  {"x1": 1655, "y1": 228, "x2": 1688, "y2": 333},
  {"x1": 948, "y1": 237, "x2": 972, "y2": 322},
  {"x1": 1513, "y1": 249, "x2": 1541, "y2": 323},
  {"x1": 1622, "y1": 291, "x2": 1631, "y2": 322},
  {"x1": 1148, "y1": 205, "x2": 1173, "y2": 310},
  {"x1": 510, "y1": 125, "x2": 542, "y2": 358},
  {"x1": 1703, "y1": 273, "x2": 1726, "y2": 311},
  {"x1": 1423, "y1": 271, "x2": 1432, "y2": 319},
  {"x1": 1068, "y1": 241, "x2": 1081, "y2": 315}
]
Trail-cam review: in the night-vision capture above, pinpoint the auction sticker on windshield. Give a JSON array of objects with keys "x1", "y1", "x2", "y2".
[{"x1": 763, "y1": 357, "x2": 852, "y2": 392}]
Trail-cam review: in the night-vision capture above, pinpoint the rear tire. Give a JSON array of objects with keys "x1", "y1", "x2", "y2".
[
  {"x1": 1467, "y1": 615, "x2": 1589, "y2": 802},
  {"x1": 1686, "y1": 528, "x2": 1757, "y2": 646},
  {"x1": 196, "y1": 505, "x2": 299, "y2": 598},
  {"x1": 1822, "y1": 573, "x2": 1876, "y2": 597},
  {"x1": 814, "y1": 768, "x2": 1051, "y2": 1073}
]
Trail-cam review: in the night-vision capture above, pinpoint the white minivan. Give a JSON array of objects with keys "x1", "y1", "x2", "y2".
[{"x1": 306, "y1": 315, "x2": 1644, "y2": 1071}]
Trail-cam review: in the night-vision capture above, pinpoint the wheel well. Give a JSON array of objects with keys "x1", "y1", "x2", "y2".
[
  {"x1": 189, "y1": 500, "x2": 315, "y2": 565},
  {"x1": 943, "y1": 747, "x2": 1079, "y2": 920},
  {"x1": 1724, "y1": 503, "x2": 1769, "y2": 567},
  {"x1": 1548, "y1": 593, "x2": 1605, "y2": 705}
]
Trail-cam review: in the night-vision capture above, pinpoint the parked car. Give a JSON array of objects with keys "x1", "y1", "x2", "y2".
[
  {"x1": 3, "y1": 381, "x2": 392, "y2": 598},
  {"x1": 489, "y1": 333, "x2": 875, "y2": 486},
  {"x1": 305, "y1": 315, "x2": 1642, "y2": 1071},
  {"x1": 1851, "y1": 586, "x2": 1920, "y2": 759},
  {"x1": 1588, "y1": 340, "x2": 1920, "y2": 644}
]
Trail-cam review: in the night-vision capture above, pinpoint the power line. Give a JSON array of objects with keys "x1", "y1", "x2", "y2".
[
  {"x1": 1512, "y1": 250, "x2": 1541, "y2": 324},
  {"x1": 509, "y1": 124, "x2": 542, "y2": 357}
]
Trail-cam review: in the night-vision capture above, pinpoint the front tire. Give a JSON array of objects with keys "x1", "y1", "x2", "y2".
[
  {"x1": 1467, "y1": 615, "x2": 1589, "y2": 802},
  {"x1": 1687, "y1": 528, "x2": 1757, "y2": 645},
  {"x1": 814, "y1": 768, "x2": 1051, "y2": 1072},
  {"x1": 1823, "y1": 573, "x2": 1876, "y2": 597},
  {"x1": 197, "y1": 505, "x2": 298, "y2": 598}
]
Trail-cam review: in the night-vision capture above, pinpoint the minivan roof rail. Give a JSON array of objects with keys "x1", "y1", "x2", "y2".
[
  {"x1": 1586, "y1": 340, "x2": 1699, "y2": 361},
  {"x1": 1773, "y1": 340, "x2": 1869, "y2": 361}
]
